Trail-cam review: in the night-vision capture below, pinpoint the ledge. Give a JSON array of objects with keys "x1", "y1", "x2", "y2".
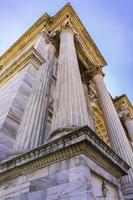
[
  {"x1": 0, "y1": 126, "x2": 130, "y2": 182},
  {"x1": 0, "y1": 3, "x2": 107, "y2": 86},
  {"x1": 0, "y1": 47, "x2": 45, "y2": 85}
]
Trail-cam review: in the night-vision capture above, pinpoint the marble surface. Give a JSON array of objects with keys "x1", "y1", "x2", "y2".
[
  {"x1": 0, "y1": 154, "x2": 123, "y2": 200},
  {"x1": 51, "y1": 28, "x2": 93, "y2": 133},
  {"x1": 0, "y1": 64, "x2": 37, "y2": 160},
  {"x1": 0, "y1": 28, "x2": 129, "y2": 200},
  {"x1": 12, "y1": 41, "x2": 56, "y2": 152},
  {"x1": 93, "y1": 74, "x2": 133, "y2": 186}
]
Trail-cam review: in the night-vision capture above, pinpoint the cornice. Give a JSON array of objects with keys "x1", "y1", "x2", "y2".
[
  {"x1": 88, "y1": 65, "x2": 104, "y2": 78},
  {"x1": 50, "y1": 3, "x2": 107, "y2": 66},
  {"x1": 0, "y1": 126, "x2": 129, "y2": 182},
  {"x1": 114, "y1": 94, "x2": 133, "y2": 110},
  {"x1": 0, "y1": 3, "x2": 107, "y2": 85},
  {"x1": 0, "y1": 47, "x2": 45, "y2": 86},
  {"x1": 0, "y1": 14, "x2": 49, "y2": 66}
]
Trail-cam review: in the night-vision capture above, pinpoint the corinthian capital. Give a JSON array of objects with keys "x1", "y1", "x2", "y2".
[
  {"x1": 122, "y1": 111, "x2": 133, "y2": 122},
  {"x1": 62, "y1": 23, "x2": 74, "y2": 32},
  {"x1": 44, "y1": 32, "x2": 57, "y2": 45},
  {"x1": 59, "y1": 20, "x2": 78, "y2": 36},
  {"x1": 87, "y1": 65, "x2": 104, "y2": 79}
]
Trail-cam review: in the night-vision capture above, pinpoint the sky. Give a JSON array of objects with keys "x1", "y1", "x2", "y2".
[{"x1": 0, "y1": 0, "x2": 133, "y2": 103}]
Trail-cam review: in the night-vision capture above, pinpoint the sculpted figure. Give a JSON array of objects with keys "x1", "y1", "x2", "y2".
[{"x1": 102, "y1": 180, "x2": 109, "y2": 198}]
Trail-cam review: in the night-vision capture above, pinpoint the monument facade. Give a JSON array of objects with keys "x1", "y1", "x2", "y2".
[{"x1": 0, "y1": 3, "x2": 133, "y2": 200}]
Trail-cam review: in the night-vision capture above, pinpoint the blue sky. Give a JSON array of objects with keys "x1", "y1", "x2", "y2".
[{"x1": 0, "y1": 0, "x2": 133, "y2": 103}]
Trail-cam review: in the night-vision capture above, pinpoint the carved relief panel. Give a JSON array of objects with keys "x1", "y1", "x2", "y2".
[{"x1": 91, "y1": 172, "x2": 119, "y2": 200}]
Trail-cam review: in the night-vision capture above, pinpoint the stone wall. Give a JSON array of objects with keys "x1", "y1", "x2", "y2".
[
  {"x1": 0, "y1": 64, "x2": 37, "y2": 160},
  {"x1": 0, "y1": 154, "x2": 123, "y2": 200}
]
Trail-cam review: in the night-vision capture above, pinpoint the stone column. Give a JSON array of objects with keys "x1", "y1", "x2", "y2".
[
  {"x1": 82, "y1": 81, "x2": 95, "y2": 132},
  {"x1": 122, "y1": 113, "x2": 133, "y2": 142},
  {"x1": 12, "y1": 41, "x2": 56, "y2": 152},
  {"x1": 89, "y1": 66, "x2": 133, "y2": 186},
  {"x1": 51, "y1": 25, "x2": 93, "y2": 135}
]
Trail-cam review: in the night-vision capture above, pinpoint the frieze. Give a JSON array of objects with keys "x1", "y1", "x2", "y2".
[
  {"x1": 0, "y1": 4, "x2": 107, "y2": 86},
  {"x1": 0, "y1": 126, "x2": 129, "y2": 183}
]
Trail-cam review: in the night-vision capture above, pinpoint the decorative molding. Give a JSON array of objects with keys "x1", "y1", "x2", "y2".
[
  {"x1": 0, "y1": 13, "x2": 49, "y2": 65},
  {"x1": 87, "y1": 65, "x2": 104, "y2": 79},
  {"x1": 102, "y1": 180, "x2": 109, "y2": 198},
  {"x1": 50, "y1": 3, "x2": 107, "y2": 65},
  {"x1": 59, "y1": 20, "x2": 78, "y2": 35},
  {"x1": 116, "y1": 104, "x2": 133, "y2": 122},
  {"x1": 114, "y1": 94, "x2": 133, "y2": 111},
  {"x1": 114, "y1": 95, "x2": 133, "y2": 121},
  {"x1": 81, "y1": 72, "x2": 88, "y2": 85},
  {"x1": 0, "y1": 126, "x2": 129, "y2": 182},
  {"x1": 0, "y1": 47, "x2": 45, "y2": 86},
  {"x1": 0, "y1": 4, "x2": 107, "y2": 86},
  {"x1": 122, "y1": 112, "x2": 133, "y2": 122}
]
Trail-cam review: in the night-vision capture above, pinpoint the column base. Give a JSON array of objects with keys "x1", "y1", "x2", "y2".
[{"x1": 122, "y1": 182, "x2": 133, "y2": 200}]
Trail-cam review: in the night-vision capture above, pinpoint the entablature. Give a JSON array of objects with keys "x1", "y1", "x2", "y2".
[
  {"x1": 0, "y1": 3, "x2": 107, "y2": 86},
  {"x1": 0, "y1": 47, "x2": 45, "y2": 85}
]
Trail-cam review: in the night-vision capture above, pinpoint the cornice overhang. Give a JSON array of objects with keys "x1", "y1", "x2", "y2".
[
  {"x1": 0, "y1": 13, "x2": 49, "y2": 67},
  {"x1": 0, "y1": 47, "x2": 45, "y2": 85},
  {"x1": 0, "y1": 3, "x2": 107, "y2": 85},
  {"x1": 50, "y1": 3, "x2": 107, "y2": 66},
  {"x1": 0, "y1": 126, "x2": 129, "y2": 182},
  {"x1": 114, "y1": 94, "x2": 133, "y2": 110}
]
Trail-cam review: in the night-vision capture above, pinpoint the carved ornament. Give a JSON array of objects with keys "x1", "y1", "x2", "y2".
[
  {"x1": 0, "y1": 126, "x2": 129, "y2": 182},
  {"x1": 102, "y1": 180, "x2": 109, "y2": 198},
  {"x1": 122, "y1": 111, "x2": 133, "y2": 122},
  {"x1": 87, "y1": 65, "x2": 104, "y2": 79}
]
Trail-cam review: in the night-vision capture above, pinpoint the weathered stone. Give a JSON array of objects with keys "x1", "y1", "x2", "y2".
[
  {"x1": 0, "y1": 64, "x2": 37, "y2": 160},
  {"x1": 0, "y1": 3, "x2": 132, "y2": 200}
]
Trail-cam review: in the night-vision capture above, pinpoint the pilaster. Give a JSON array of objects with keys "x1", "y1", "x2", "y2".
[{"x1": 12, "y1": 36, "x2": 56, "y2": 152}]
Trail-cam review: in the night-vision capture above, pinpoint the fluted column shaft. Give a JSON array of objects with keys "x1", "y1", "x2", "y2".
[
  {"x1": 92, "y1": 72, "x2": 133, "y2": 185},
  {"x1": 124, "y1": 116, "x2": 133, "y2": 142},
  {"x1": 52, "y1": 27, "x2": 93, "y2": 131},
  {"x1": 82, "y1": 83, "x2": 95, "y2": 132},
  {"x1": 13, "y1": 42, "x2": 56, "y2": 152}
]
